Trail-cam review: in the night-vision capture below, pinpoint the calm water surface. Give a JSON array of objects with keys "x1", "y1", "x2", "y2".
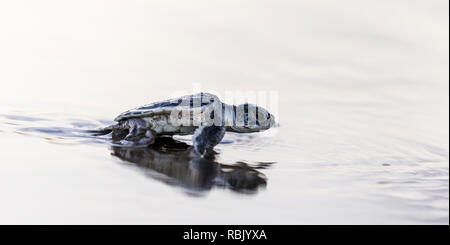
[{"x1": 0, "y1": 1, "x2": 448, "y2": 224}]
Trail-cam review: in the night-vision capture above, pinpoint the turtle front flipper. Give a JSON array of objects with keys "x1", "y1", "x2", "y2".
[{"x1": 192, "y1": 125, "x2": 226, "y2": 157}]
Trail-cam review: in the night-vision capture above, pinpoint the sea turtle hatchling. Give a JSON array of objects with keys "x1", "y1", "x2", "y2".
[{"x1": 96, "y1": 93, "x2": 276, "y2": 156}]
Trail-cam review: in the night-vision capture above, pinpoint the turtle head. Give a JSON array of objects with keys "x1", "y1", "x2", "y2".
[{"x1": 230, "y1": 104, "x2": 276, "y2": 133}]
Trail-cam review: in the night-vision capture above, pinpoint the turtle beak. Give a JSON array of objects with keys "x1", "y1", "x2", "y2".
[
  {"x1": 269, "y1": 115, "x2": 277, "y2": 128},
  {"x1": 272, "y1": 121, "x2": 279, "y2": 128}
]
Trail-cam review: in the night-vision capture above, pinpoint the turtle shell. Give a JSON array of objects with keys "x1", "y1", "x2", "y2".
[{"x1": 114, "y1": 92, "x2": 221, "y2": 122}]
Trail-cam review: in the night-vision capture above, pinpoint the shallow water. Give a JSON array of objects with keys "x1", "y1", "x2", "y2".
[{"x1": 0, "y1": 1, "x2": 448, "y2": 224}]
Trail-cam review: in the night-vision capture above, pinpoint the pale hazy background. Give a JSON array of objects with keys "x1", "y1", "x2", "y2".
[{"x1": 0, "y1": 0, "x2": 448, "y2": 224}]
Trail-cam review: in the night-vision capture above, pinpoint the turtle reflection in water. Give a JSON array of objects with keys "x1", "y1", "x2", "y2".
[{"x1": 111, "y1": 137, "x2": 272, "y2": 195}]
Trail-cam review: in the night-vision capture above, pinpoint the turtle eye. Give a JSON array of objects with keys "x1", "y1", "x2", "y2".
[
  {"x1": 255, "y1": 106, "x2": 260, "y2": 126},
  {"x1": 267, "y1": 113, "x2": 271, "y2": 119}
]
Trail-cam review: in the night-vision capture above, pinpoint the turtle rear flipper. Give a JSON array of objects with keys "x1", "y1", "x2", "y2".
[
  {"x1": 116, "y1": 118, "x2": 155, "y2": 146},
  {"x1": 125, "y1": 129, "x2": 155, "y2": 145},
  {"x1": 192, "y1": 125, "x2": 226, "y2": 157}
]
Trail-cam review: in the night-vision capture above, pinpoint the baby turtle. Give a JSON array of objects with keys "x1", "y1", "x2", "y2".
[{"x1": 97, "y1": 93, "x2": 276, "y2": 156}]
